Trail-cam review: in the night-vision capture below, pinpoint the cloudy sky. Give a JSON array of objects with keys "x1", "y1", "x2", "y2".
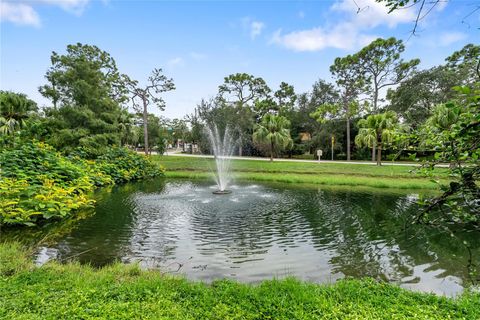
[{"x1": 1, "y1": 0, "x2": 478, "y2": 119}]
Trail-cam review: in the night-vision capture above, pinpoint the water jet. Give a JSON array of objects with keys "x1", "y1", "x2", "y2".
[{"x1": 205, "y1": 124, "x2": 236, "y2": 194}]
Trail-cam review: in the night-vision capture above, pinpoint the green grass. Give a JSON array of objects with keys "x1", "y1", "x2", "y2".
[
  {"x1": 1, "y1": 243, "x2": 479, "y2": 319},
  {"x1": 154, "y1": 156, "x2": 448, "y2": 190}
]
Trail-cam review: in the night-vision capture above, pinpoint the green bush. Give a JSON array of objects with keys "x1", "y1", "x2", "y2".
[
  {"x1": 94, "y1": 147, "x2": 163, "y2": 183},
  {"x1": 0, "y1": 141, "x2": 164, "y2": 226},
  {"x1": 0, "y1": 142, "x2": 95, "y2": 226},
  {"x1": 1, "y1": 141, "x2": 85, "y2": 185}
]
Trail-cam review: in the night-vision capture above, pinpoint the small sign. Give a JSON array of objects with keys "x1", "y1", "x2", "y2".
[{"x1": 317, "y1": 150, "x2": 323, "y2": 157}]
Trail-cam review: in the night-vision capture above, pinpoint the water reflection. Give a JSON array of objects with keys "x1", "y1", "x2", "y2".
[{"x1": 6, "y1": 179, "x2": 478, "y2": 297}]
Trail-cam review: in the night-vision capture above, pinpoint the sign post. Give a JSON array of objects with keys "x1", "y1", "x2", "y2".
[
  {"x1": 317, "y1": 149, "x2": 323, "y2": 162},
  {"x1": 331, "y1": 136, "x2": 335, "y2": 161}
]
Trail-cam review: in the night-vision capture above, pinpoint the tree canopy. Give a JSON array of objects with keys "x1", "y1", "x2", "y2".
[{"x1": 39, "y1": 43, "x2": 130, "y2": 155}]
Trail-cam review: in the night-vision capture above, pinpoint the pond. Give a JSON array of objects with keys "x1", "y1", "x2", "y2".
[{"x1": 7, "y1": 178, "x2": 479, "y2": 297}]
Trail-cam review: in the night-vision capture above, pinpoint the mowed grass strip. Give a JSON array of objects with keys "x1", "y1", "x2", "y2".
[
  {"x1": 1, "y1": 242, "x2": 478, "y2": 320},
  {"x1": 155, "y1": 156, "x2": 448, "y2": 190}
]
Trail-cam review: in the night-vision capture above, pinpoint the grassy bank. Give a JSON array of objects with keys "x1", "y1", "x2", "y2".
[
  {"x1": 154, "y1": 156, "x2": 448, "y2": 190},
  {"x1": 1, "y1": 243, "x2": 478, "y2": 319}
]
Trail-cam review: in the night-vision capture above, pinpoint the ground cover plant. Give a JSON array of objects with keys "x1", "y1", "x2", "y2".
[
  {"x1": 0, "y1": 141, "x2": 163, "y2": 227},
  {"x1": 0, "y1": 242, "x2": 478, "y2": 320}
]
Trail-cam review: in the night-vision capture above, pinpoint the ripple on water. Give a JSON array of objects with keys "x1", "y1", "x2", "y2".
[{"x1": 24, "y1": 179, "x2": 478, "y2": 297}]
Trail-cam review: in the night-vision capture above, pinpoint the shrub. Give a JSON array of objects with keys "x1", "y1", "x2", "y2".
[
  {"x1": 1, "y1": 141, "x2": 85, "y2": 185},
  {"x1": 0, "y1": 141, "x2": 164, "y2": 226},
  {"x1": 94, "y1": 147, "x2": 163, "y2": 183},
  {"x1": 0, "y1": 142, "x2": 95, "y2": 226}
]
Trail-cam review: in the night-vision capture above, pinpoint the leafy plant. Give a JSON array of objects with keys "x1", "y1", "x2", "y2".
[
  {"x1": 416, "y1": 84, "x2": 480, "y2": 227},
  {"x1": 0, "y1": 142, "x2": 164, "y2": 226},
  {"x1": 355, "y1": 111, "x2": 400, "y2": 165},
  {"x1": 94, "y1": 147, "x2": 163, "y2": 183},
  {"x1": 253, "y1": 114, "x2": 292, "y2": 161}
]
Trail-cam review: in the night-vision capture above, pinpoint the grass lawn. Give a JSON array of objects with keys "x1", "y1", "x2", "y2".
[
  {"x1": 1, "y1": 242, "x2": 479, "y2": 320},
  {"x1": 154, "y1": 156, "x2": 448, "y2": 190}
]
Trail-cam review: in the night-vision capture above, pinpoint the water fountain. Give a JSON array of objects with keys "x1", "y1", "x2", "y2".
[{"x1": 205, "y1": 125, "x2": 236, "y2": 194}]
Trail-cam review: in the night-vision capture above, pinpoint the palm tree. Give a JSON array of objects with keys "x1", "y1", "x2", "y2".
[
  {"x1": 426, "y1": 103, "x2": 460, "y2": 130},
  {"x1": 355, "y1": 111, "x2": 398, "y2": 166},
  {"x1": 253, "y1": 114, "x2": 292, "y2": 161},
  {"x1": 0, "y1": 91, "x2": 38, "y2": 136},
  {"x1": 0, "y1": 116, "x2": 19, "y2": 136}
]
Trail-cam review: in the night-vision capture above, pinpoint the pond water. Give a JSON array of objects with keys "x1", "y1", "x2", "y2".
[{"x1": 7, "y1": 178, "x2": 479, "y2": 296}]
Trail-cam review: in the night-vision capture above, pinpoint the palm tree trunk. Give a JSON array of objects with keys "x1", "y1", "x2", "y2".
[
  {"x1": 142, "y1": 97, "x2": 149, "y2": 156},
  {"x1": 372, "y1": 143, "x2": 376, "y2": 162},
  {"x1": 270, "y1": 139, "x2": 274, "y2": 162},
  {"x1": 376, "y1": 142, "x2": 382, "y2": 166}
]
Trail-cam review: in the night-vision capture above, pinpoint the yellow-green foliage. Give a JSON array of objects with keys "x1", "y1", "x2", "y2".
[
  {"x1": 0, "y1": 141, "x2": 164, "y2": 226},
  {"x1": 0, "y1": 178, "x2": 94, "y2": 226}
]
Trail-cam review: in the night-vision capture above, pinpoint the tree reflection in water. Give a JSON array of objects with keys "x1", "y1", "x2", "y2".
[{"x1": 6, "y1": 179, "x2": 477, "y2": 297}]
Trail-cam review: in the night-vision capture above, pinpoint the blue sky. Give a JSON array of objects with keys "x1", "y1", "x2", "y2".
[{"x1": 1, "y1": 0, "x2": 478, "y2": 119}]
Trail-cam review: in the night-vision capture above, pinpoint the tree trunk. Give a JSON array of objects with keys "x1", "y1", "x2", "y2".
[
  {"x1": 238, "y1": 132, "x2": 243, "y2": 156},
  {"x1": 377, "y1": 141, "x2": 382, "y2": 166},
  {"x1": 346, "y1": 116, "x2": 351, "y2": 161},
  {"x1": 270, "y1": 140, "x2": 274, "y2": 162},
  {"x1": 142, "y1": 97, "x2": 149, "y2": 156},
  {"x1": 372, "y1": 82, "x2": 379, "y2": 162},
  {"x1": 52, "y1": 82, "x2": 58, "y2": 109}
]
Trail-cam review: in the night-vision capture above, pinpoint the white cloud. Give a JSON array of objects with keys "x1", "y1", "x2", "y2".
[
  {"x1": 331, "y1": 0, "x2": 415, "y2": 29},
  {"x1": 271, "y1": 22, "x2": 381, "y2": 52},
  {"x1": 168, "y1": 57, "x2": 184, "y2": 67},
  {"x1": 439, "y1": 31, "x2": 467, "y2": 46},
  {"x1": 34, "y1": 0, "x2": 90, "y2": 15},
  {"x1": 271, "y1": 24, "x2": 358, "y2": 51},
  {"x1": 1, "y1": 0, "x2": 94, "y2": 27},
  {"x1": 241, "y1": 17, "x2": 265, "y2": 40},
  {"x1": 358, "y1": 34, "x2": 379, "y2": 47},
  {"x1": 189, "y1": 52, "x2": 207, "y2": 60},
  {"x1": 250, "y1": 21, "x2": 265, "y2": 39},
  {"x1": 271, "y1": 0, "x2": 418, "y2": 52},
  {"x1": 435, "y1": 0, "x2": 448, "y2": 12},
  {"x1": 0, "y1": 2, "x2": 41, "y2": 27}
]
